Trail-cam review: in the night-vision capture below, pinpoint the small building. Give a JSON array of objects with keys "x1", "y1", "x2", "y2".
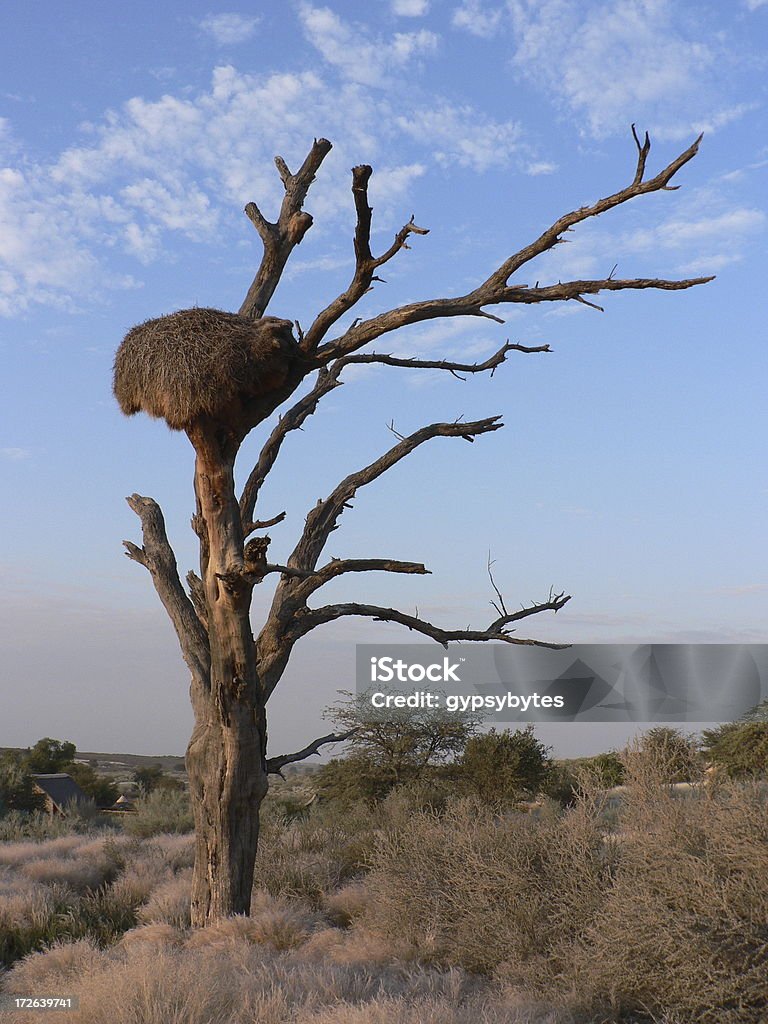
[
  {"x1": 32, "y1": 773, "x2": 90, "y2": 815},
  {"x1": 107, "y1": 794, "x2": 137, "y2": 813}
]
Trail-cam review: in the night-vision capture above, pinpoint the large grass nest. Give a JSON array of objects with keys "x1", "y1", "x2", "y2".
[{"x1": 113, "y1": 308, "x2": 299, "y2": 431}]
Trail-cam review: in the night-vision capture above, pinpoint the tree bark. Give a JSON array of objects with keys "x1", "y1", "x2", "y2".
[{"x1": 185, "y1": 419, "x2": 268, "y2": 926}]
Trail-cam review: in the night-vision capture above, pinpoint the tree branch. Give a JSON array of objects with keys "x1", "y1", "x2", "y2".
[
  {"x1": 124, "y1": 495, "x2": 210, "y2": 697},
  {"x1": 239, "y1": 137, "x2": 333, "y2": 320},
  {"x1": 266, "y1": 729, "x2": 356, "y2": 776},
  {"x1": 287, "y1": 416, "x2": 503, "y2": 573},
  {"x1": 293, "y1": 594, "x2": 571, "y2": 648},
  {"x1": 300, "y1": 163, "x2": 428, "y2": 353},
  {"x1": 312, "y1": 131, "x2": 712, "y2": 363},
  {"x1": 290, "y1": 557, "x2": 430, "y2": 603},
  {"x1": 341, "y1": 340, "x2": 550, "y2": 379},
  {"x1": 239, "y1": 365, "x2": 344, "y2": 533}
]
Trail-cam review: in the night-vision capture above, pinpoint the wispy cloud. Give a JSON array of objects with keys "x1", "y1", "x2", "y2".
[
  {"x1": 744, "y1": 0, "x2": 768, "y2": 9},
  {"x1": 396, "y1": 102, "x2": 522, "y2": 171},
  {"x1": 1, "y1": 447, "x2": 31, "y2": 460},
  {"x1": 451, "y1": 0, "x2": 503, "y2": 38},
  {"x1": 199, "y1": 13, "x2": 260, "y2": 45},
  {"x1": 392, "y1": 0, "x2": 430, "y2": 15},
  {"x1": 505, "y1": 0, "x2": 745, "y2": 140},
  {"x1": 299, "y1": 4, "x2": 438, "y2": 86},
  {"x1": 526, "y1": 160, "x2": 557, "y2": 176},
  {"x1": 0, "y1": 64, "x2": 448, "y2": 316}
]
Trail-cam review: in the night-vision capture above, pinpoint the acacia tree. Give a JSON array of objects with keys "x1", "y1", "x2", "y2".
[{"x1": 116, "y1": 129, "x2": 711, "y2": 926}]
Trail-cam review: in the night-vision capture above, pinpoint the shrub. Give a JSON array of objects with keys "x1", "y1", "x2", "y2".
[
  {"x1": 567, "y1": 768, "x2": 768, "y2": 1023},
  {"x1": 122, "y1": 788, "x2": 193, "y2": 838},
  {"x1": 635, "y1": 726, "x2": 701, "y2": 782},
  {"x1": 456, "y1": 727, "x2": 552, "y2": 804},
  {"x1": 702, "y1": 721, "x2": 768, "y2": 778},
  {"x1": 0, "y1": 810, "x2": 80, "y2": 841},
  {"x1": 0, "y1": 754, "x2": 47, "y2": 816},
  {"x1": 363, "y1": 797, "x2": 612, "y2": 976},
  {"x1": 66, "y1": 764, "x2": 120, "y2": 807},
  {"x1": 314, "y1": 756, "x2": 395, "y2": 805}
]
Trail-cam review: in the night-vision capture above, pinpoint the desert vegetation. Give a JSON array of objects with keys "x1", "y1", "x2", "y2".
[{"x1": 1, "y1": 727, "x2": 766, "y2": 1023}]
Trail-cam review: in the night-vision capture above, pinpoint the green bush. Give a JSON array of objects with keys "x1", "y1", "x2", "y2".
[
  {"x1": 702, "y1": 721, "x2": 768, "y2": 778},
  {"x1": 66, "y1": 764, "x2": 120, "y2": 808},
  {"x1": 313, "y1": 755, "x2": 395, "y2": 805},
  {"x1": 0, "y1": 755, "x2": 47, "y2": 815},
  {"x1": 456, "y1": 726, "x2": 552, "y2": 804},
  {"x1": 25, "y1": 737, "x2": 77, "y2": 773}
]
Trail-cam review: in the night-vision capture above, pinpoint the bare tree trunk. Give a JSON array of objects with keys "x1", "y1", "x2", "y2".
[{"x1": 186, "y1": 420, "x2": 268, "y2": 926}]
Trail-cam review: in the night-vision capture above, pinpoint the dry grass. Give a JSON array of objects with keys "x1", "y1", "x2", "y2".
[
  {"x1": 21, "y1": 856, "x2": 113, "y2": 893},
  {"x1": 136, "y1": 868, "x2": 193, "y2": 928},
  {"x1": 187, "y1": 893, "x2": 321, "y2": 952},
  {"x1": 2, "y1": 943, "x2": 493, "y2": 1024},
  {"x1": 323, "y1": 880, "x2": 371, "y2": 927},
  {"x1": 0, "y1": 835, "x2": 86, "y2": 866},
  {"x1": 113, "y1": 308, "x2": 299, "y2": 430},
  {"x1": 2, "y1": 767, "x2": 765, "y2": 1022}
]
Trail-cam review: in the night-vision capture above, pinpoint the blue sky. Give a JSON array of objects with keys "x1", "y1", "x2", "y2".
[{"x1": 1, "y1": 1, "x2": 767, "y2": 758}]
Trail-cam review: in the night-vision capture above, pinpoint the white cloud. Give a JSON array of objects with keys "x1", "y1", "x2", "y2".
[
  {"x1": 392, "y1": 0, "x2": 429, "y2": 14},
  {"x1": 299, "y1": 4, "x2": 438, "y2": 86},
  {"x1": 3, "y1": 57, "x2": 512, "y2": 316},
  {"x1": 506, "y1": 0, "x2": 731, "y2": 139},
  {"x1": 526, "y1": 160, "x2": 557, "y2": 176},
  {"x1": 653, "y1": 102, "x2": 759, "y2": 142},
  {"x1": 744, "y1": 0, "x2": 768, "y2": 9},
  {"x1": 199, "y1": 13, "x2": 260, "y2": 45},
  {"x1": 396, "y1": 103, "x2": 522, "y2": 171},
  {"x1": 631, "y1": 207, "x2": 766, "y2": 250},
  {"x1": 675, "y1": 253, "x2": 743, "y2": 276},
  {"x1": 451, "y1": 0, "x2": 503, "y2": 38},
  {"x1": 1, "y1": 447, "x2": 31, "y2": 460}
]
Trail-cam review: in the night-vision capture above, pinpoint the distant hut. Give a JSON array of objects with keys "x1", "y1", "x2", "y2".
[
  {"x1": 32, "y1": 774, "x2": 90, "y2": 816},
  {"x1": 113, "y1": 308, "x2": 301, "y2": 432},
  {"x1": 108, "y1": 794, "x2": 136, "y2": 813}
]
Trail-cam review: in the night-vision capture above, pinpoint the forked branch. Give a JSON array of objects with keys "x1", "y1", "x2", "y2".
[
  {"x1": 239, "y1": 137, "x2": 333, "y2": 320},
  {"x1": 239, "y1": 365, "x2": 344, "y2": 533},
  {"x1": 290, "y1": 557, "x2": 430, "y2": 603},
  {"x1": 301, "y1": 163, "x2": 428, "y2": 353}
]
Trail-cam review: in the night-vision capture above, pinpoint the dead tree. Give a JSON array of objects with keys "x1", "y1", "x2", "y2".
[{"x1": 114, "y1": 128, "x2": 712, "y2": 926}]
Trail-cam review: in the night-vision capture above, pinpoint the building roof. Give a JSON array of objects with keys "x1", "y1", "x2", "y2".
[{"x1": 32, "y1": 773, "x2": 89, "y2": 811}]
